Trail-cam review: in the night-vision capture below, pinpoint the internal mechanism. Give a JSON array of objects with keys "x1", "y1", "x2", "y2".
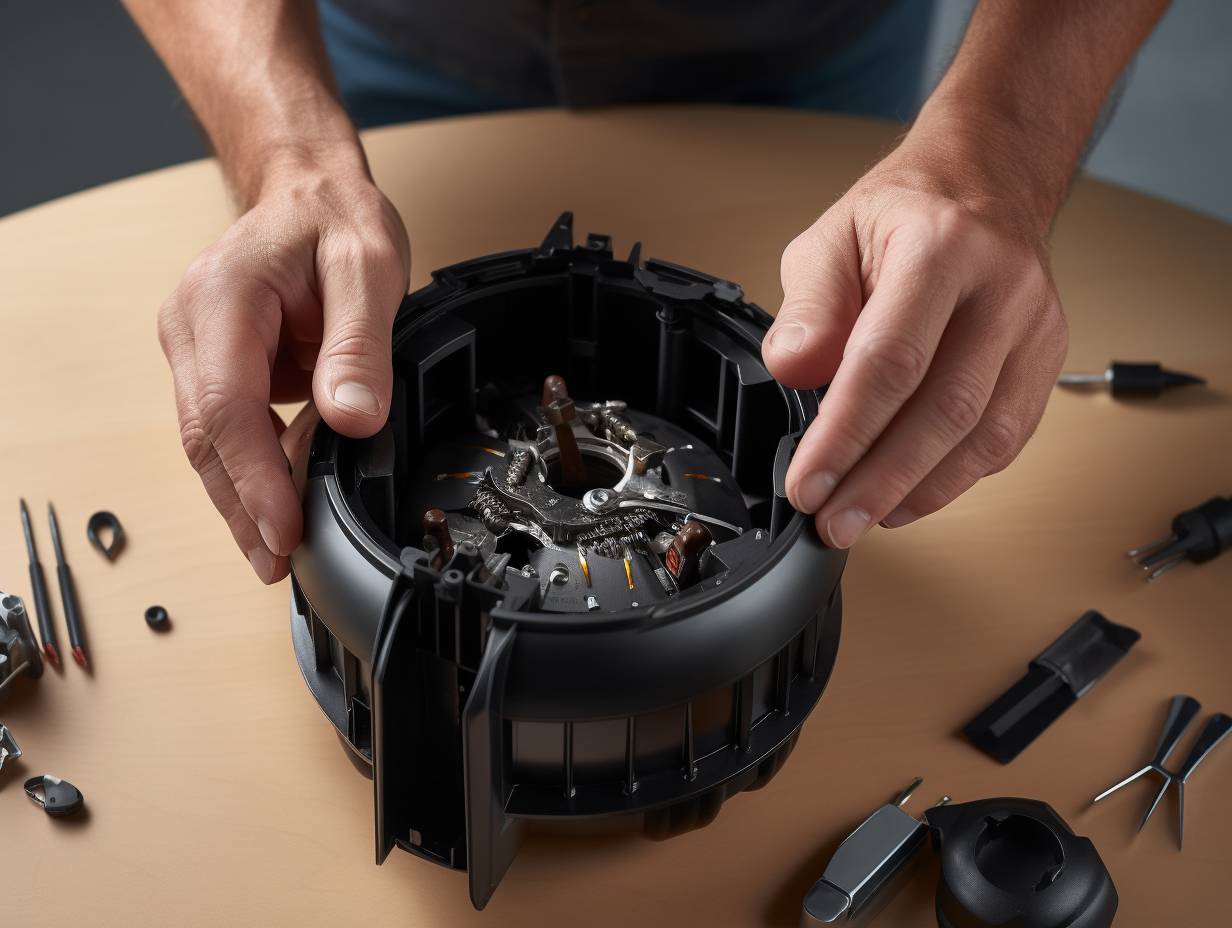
[{"x1": 412, "y1": 374, "x2": 766, "y2": 614}]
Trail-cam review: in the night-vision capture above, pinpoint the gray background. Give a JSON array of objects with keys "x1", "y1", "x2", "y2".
[{"x1": 1, "y1": 0, "x2": 1228, "y2": 221}]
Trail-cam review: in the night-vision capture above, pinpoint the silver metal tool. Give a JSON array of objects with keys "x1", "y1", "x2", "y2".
[
  {"x1": 801, "y1": 778, "x2": 948, "y2": 926},
  {"x1": 0, "y1": 592, "x2": 44, "y2": 698},
  {"x1": 0, "y1": 724, "x2": 21, "y2": 772},
  {"x1": 1092, "y1": 694, "x2": 1232, "y2": 848}
]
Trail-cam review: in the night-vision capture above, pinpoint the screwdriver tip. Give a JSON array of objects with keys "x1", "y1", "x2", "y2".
[{"x1": 71, "y1": 646, "x2": 88, "y2": 669}]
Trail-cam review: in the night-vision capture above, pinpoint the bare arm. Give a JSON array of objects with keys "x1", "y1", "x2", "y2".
[
  {"x1": 764, "y1": 0, "x2": 1169, "y2": 547},
  {"x1": 124, "y1": 1, "x2": 409, "y2": 583},
  {"x1": 122, "y1": 0, "x2": 360, "y2": 204}
]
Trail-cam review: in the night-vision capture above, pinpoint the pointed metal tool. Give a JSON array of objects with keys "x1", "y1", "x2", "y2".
[{"x1": 1092, "y1": 695, "x2": 1232, "y2": 848}]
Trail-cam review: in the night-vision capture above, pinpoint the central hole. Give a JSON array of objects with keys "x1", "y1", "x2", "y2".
[
  {"x1": 545, "y1": 449, "x2": 627, "y2": 495},
  {"x1": 973, "y1": 814, "x2": 1065, "y2": 893}
]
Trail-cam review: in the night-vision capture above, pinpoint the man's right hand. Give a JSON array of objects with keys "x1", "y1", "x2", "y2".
[{"x1": 158, "y1": 158, "x2": 409, "y2": 583}]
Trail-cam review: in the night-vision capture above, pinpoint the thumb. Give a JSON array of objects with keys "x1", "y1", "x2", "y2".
[
  {"x1": 763, "y1": 215, "x2": 863, "y2": 389},
  {"x1": 312, "y1": 236, "x2": 408, "y2": 437}
]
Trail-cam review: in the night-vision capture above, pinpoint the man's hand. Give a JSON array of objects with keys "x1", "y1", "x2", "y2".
[
  {"x1": 763, "y1": 0, "x2": 1170, "y2": 548},
  {"x1": 158, "y1": 161, "x2": 409, "y2": 582},
  {"x1": 122, "y1": 0, "x2": 411, "y2": 582},
  {"x1": 763, "y1": 147, "x2": 1066, "y2": 548}
]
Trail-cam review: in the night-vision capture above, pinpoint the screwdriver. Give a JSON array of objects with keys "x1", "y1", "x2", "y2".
[
  {"x1": 47, "y1": 503, "x2": 88, "y2": 668},
  {"x1": 18, "y1": 499, "x2": 59, "y2": 666},
  {"x1": 1057, "y1": 360, "x2": 1205, "y2": 397}
]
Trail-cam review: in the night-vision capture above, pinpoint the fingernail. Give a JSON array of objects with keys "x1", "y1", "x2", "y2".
[
  {"x1": 247, "y1": 545, "x2": 276, "y2": 584},
  {"x1": 880, "y1": 506, "x2": 916, "y2": 529},
  {"x1": 795, "y1": 471, "x2": 838, "y2": 513},
  {"x1": 826, "y1": 507, "x2": 871, "y2": 548},
  {"x1": 768, "y1": 321, "x2": 806, "y2": 354},
  {"x1": 333, "y1": 381, "x2": 381, "y2": 416},
  {"x1": 258, "y1": 517, "x2": 282, "y2": 556}
]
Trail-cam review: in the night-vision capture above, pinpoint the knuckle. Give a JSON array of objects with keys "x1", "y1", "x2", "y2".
[
  {"x1": 861, "y1": 333, "x2": 930, "y2": 388},
  {"x1": 928, "y1": 201, "x2": 973, "y2": 247},
  {"x1": 972, "y1": 415, "x2": 1022, "y2": 474},
  {"x1": 904, "y1": 201, "x2": 975, "y2": 259},
  {"x1": 196, "y1": 379, "x2": 244, "y2": 436},
  {"x1": 935, "y1": 376, "x2": 986, "y2": 437},
  {"x1": 326, "y1": 233, "x2": 399, "y2": 276},
  {"x1": 178, "y1": 416, "x2": 213, "y2": 472},
  {"x1": 182, "y1": 249, "x2": 228, "y2": 293},
  {"x1": 320, "y1": 320, "x2": 387, "y2": 364}
]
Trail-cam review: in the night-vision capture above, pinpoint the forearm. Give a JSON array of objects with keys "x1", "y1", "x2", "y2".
[
  {"x1": 122, "y1": 0, "x2": 364, "y2": 207},
  {"x1": 908, "y1": 0, "x2": 1169, "y2": 235}
]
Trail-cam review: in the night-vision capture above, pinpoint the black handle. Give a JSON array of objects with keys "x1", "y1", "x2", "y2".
[
  {"x1": 56, "y1": 563, "x2": 83, "y2": 650},
  {"x1": 1150, "y1": 695, "x2": 1201, "y2": 768},
  {"x1": 28, "y1": 559, "x2": 56, "y2": 650},
  {"x1": 1179, "y1": 713, "x2": 1232, "y2": 781}
]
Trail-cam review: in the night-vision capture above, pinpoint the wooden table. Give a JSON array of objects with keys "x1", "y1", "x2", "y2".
[{"x1": 2, "y1": 107, "x2": 1229, "y2": 927}]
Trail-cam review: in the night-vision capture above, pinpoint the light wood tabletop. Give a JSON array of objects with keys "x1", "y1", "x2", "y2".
[{"x1": 1, "y1": 106, "x2": 1229, "y2": 927}]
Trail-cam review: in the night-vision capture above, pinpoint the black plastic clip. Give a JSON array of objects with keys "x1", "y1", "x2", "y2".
[
  {"x1": 965, "y1": 610, "x2": 1140, "y2": 763},
  {"x1": 24, "y1": 774, "x2": 85, "y2": 817},
  {"x1": 86, "y1": 511, "x2": 125, "y2": 560}
]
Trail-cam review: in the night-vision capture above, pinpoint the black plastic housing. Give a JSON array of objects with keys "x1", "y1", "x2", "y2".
[{"x1": 288, "y1": 215, "x2": 846, "y2": 908}]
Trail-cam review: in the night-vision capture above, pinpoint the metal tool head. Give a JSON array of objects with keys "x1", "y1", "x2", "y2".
[
  {"x1": 1091, "y1": 696, "x2": 1231, "y2": 849},
  {"x1": 801, "y1": 779, "x2": 948, "y2": 926},
  {"x1": 0, "y1": 724, "x2": 21, "y2": 772}
]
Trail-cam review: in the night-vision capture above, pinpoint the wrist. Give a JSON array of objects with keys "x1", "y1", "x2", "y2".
[
  {"x1": 221, "y1": 92, "x2": 367, "y2": 209},
  {"x1": 898, "y1": 93, "x2": 1070, "y2": 241}
]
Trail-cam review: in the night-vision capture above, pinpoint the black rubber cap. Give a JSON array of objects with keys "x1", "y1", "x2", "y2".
[{"x1": 927, "y1": 798, "x2": 1117, "y2": 928}]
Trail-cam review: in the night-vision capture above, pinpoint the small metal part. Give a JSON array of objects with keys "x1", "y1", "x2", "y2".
[
  {"x1": 48, "y1": 503, "x2": 88, "y2": 669},
  {"x1": 18, "y1": 499, "x2": 58, "y2": 666},
  {"x1": 1, "y1": 592, "x2": 44, "y2": 698},
  {"x1": 597, "y1": 406, "x2": 638, "y2": 447},
  {"x1": 585, "y1": 595, "x2": 600, "y2": 612},
  {"x1": 86, "y1": 510, "x2": 126, "y2": 560},
  {"x1": 505, "y1": 448, "x2": 532, "y2": 488},
  {"x1": 144, "y1": 605, "x2": 171, "y2": 632},
  {"x1": 423, "y1": 509, "x2": 456, "y2": 569},
  {"x1": 0, "y1": 724, "x2": 21, "y2": 772},
  {"x1": 653, "y1": 566, "x2": 676, "y2": 594},
  {"x1": 801, "y1": 779, "x2": 941, "y2": 926},
  {"x1": 683, "y1": 473, "x2": 722, "y2": 483},
  {"x1": 1126, "y1": 496, "x2": 1232, "y2": 582},
  {"x1": 549, "y1": 564, "x2": 570, "y2": 586},
  {"x1": 664, "y1": 521, "x2": 712, "y2": 585},
  {"x1": 629, "y1": 440, "x2": 666, "y2": 475},
  {"x1": 622, "y1": 545, "x2": 635, "y2": 590},
  {"x1": 576, "y1": 548, "x2": 592, "y2": 587},
  {"x1": 24, "y1": 774, "x2": 85, "y2": 817},
  {"x1": 1092, "y1": 695, "x2": 1232, "y2": 848},
  {"x1": 1058, "y1": 361, "x2": 1205, "y2": 397},
  {"x1": 892, "y1": 777, "x2": 923, "y2": 808},
  {"x1": 581, "y1": 487, "x2": 616, "y2": 513}
]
